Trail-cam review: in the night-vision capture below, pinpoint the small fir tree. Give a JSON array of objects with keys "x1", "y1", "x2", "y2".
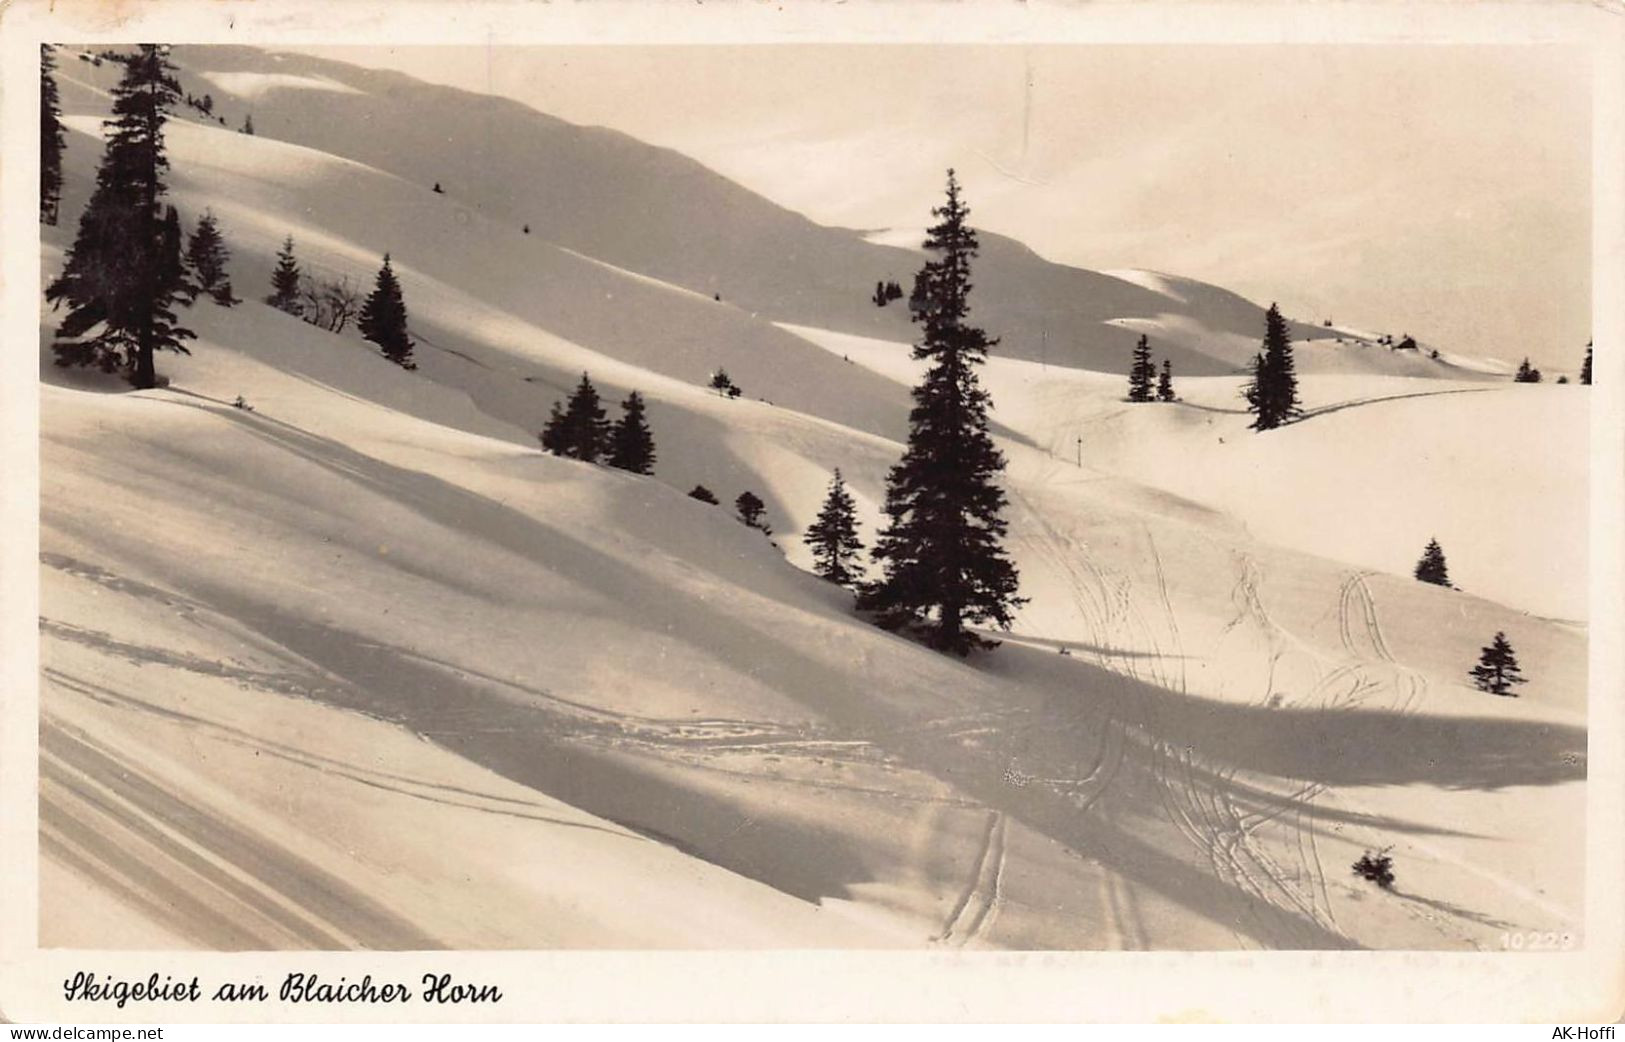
[
  {"x1": 1469, "y1": 631, "x2": 1527, "y2": 696},
  {"x1": 873, "y1": 281, "x2": 889, "y2": 307},
  {"x1": 358, "y1": 253, "x2": 415, "y2": 369},
  {"x1": 688, "y1": 485, "x2": 719, "y2": 505},
  {"x1": 267, "y1": 235, "x2": 303, "y2": 314},
  {"x1": 1245, "y1": 304, "x2": 1301, "y2": 430},
  {"x1": 1157, "y1": 357, "x2": 1175, "y2": 402},
  {"x1": 1352, "y1": 849, "x2": 1396, "y2": 889},
  {"x1": 1514, "y1": 358, "x2": 1543, "y2": 383},
  {"x1": 241, "y1": 113, "x2": 254, "y2": 135},
  {"x1": 45, "y1": 45, "x2": 194, "y2": 388},
  {"x1": 1580, "y1": 341, "x2": 1592, "y2": 386},
  {"x1": 805, "y1": 469, "x2": 863, "y2": 586},
  {"x1": 856, "y1": 170, "x2": 1024, "y2": 655},
  {"x1": 159, "y1": 204, "x2": 194, "y2": 303},
  {"x1": 41, "y1": 44, "x2": 65, "y2": 226},
  {"x1": 1413, "y1": 538, "x2": 1451, "y2": 587},
  {"x1": 539, "y1": 401, "x2": 567, "y2": 454},
  {"x1": 541, "y1": 373, "x2": 611, "y2": 462},
  {"x1": 185, "y1": 210, "x2": 237, "y2": 305},
  {"x1": 607, "y1": 390, "x2": 656, "y2": 474},
  {"x1": 1127, "y1": 334, "x2": 1155, "y2": 402},
  {"x1": 735, "y1": 491, "x2": 769, "y2": 533}
]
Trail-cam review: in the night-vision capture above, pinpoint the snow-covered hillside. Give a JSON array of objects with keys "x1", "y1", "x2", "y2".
[{"x1": 38, "y1": 47, "x2": 1587, "y2": 951}]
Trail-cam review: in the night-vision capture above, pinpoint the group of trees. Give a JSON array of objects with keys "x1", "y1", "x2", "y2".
[
  {"x1": 42, "y1": 44, "x2": 417, "y2": 384},
  {"x1": 708, "y1": 368, "x2": 743, "y2": 398},
  {"x1": 268, "y1": 239, "x2": 415, "y2": 366},
  {"x1": 870, "y1": 279, "x2": 905, "y2": 307},
  {"x1": 1411, "y1": 539, "x2": 1530, "y2": 695},
  {"x1": 1126, "y1": 335, "x2": 1176, "y2": 403},
  {"x1": 1519, "y1": 343, "x2": 1596, "y2": 385},
  {"x1": 539, "y1": 373, "x2": 657, "y2": 474}
]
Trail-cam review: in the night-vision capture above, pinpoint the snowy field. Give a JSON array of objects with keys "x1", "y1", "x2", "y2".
[{"x1": 37, "y1": 46, "x2": 1588, "y2": 951}]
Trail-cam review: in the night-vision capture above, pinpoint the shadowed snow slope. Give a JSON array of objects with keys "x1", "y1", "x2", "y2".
[{"x1": 38, "y1": 46, "x2": 1587, "y2": 952}]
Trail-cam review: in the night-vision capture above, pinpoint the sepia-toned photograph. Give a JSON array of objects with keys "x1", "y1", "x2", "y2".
[{"x1": 6, "y1": 1, "x2": 1623, "y2": 1024}]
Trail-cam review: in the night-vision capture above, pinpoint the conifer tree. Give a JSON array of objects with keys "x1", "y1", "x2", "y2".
[
  {"x1": 542, "y1": 373, "x2": 611, "y2": 462},
  {"x1": 1581, "y1": 341, "x2": 1592, "y2": 386},
  {"x1": 539, "y1": 401, "x2": 567, "y2": 455},
  {"x1": 873, "y1": 281, "x2": 889, "y2": 307},
  {"x1": 45, "y1": 45, "x2": 194, "y2": 388},
  {"x1": 1413, "y1": 538, "x2": 1451, "y2": 587},
  {"x1": 41, "y1": 45, "x2": 65, "y2": 226},
  {"x1": 267, "y1": 235, "x2": 303, "y2": 314},
  {"x1": 1157, "y1": 357, "x2": 1175, "y2": 402},
  {"x1": 1469, "y1": 631, "x2": 1526, "y2": 696},
  {"x1": 1128, "y1": 334, "x2": 1155, "y2": 402},
  {"x1": 358, "y1": 253, "x2": 415, "y2": 369},
  {"x1": 607, "y1": 390, "x2": 656, "y2": 474},
  {"x1": 1241, "y1": 351, "x2": 1264, "y2": 414},
  {"x1": 159, "y1": 204, "x2": 193, "y2": 302},
  {"x1": 856, "y1": 170, "x2": 1024, "y2": 655},
  {"x1": 805, "y1": 469, "x2": 863, "y2": 586},
  {"x1": 735, "y1": 491, "x2": 769, "y2": 533},
  {"x1": 688, "y1": 485, "x2": 719, "y2": 505},
  {"x1": 185, "y1": 210, "x2": 237, "y2": 305},
  {"x1": 241, "y1": 113, "x2": 255, "y2": 135},
  {"x1": 1514, "y1": 358, "x2": 1543, "y2": 383},
  {"x1": 1244, "y1": 304, "x2": 1301, "y2": 430}
]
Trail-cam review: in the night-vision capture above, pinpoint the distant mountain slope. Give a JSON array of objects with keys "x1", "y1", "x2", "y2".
[{"x1": 65, "y1": 44, "x2": 1483, "y2": 380}]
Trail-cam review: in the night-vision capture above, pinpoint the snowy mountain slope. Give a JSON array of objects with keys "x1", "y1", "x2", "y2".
[
  {"x1": 37, "y1": 47, "x2": 1588, "y2": 952},
  {"x1": 783, "y1": 325, "x2": 1589, "y2": 622},
  {"x1": 39, "y1": 326, "x2": 1585, "y2": 951},
  {"x1": 62, "y1": 45, "x2": 1493, "y2": 379}
]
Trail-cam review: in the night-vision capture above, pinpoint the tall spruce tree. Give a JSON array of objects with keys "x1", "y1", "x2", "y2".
[
  {"x1": 1581, "y1": 341, "x2": 1593, "y2": 386},
  {"x1": 358, "y1": 253, "x2": 415, "y2": 368},
  {"x1": 267, "y1": 235, "x2": 302, "y2": 314},
  {"x1": 41, "y1": 45, "x2": 65, "y2": 226},
  {"x1": 541, "y1": 373, "x2": 611, "y2": 462},
  {"x1": 45, "y1": 45, "x2": 194, "y2": 388},
  {"x1": 856, "y1": 170, "x2": 1024, "y2": 655},
  {"x1": 1157, "y1": 357, "x2": 1175, "y2": 402},
  {"x1": 1245, "y1": 304, "x2": 1301, "y2": 430},
  {"x1": 607, "y1": 390, "x2": 656, "y2": 474},
  {"x1": 805, "y1": 469, "x2": 863, "y2": 587},
  {"x1": 1469, "y1": 631, "x2": 1526, "y2": 696},
  {"x1": 1128, "y1": 334, "x2": 1155, "y2": 402},
  {"x1": 185, "y1": 210, "x2": 237, "y2": 305},
  {"x1": 1413, "y1": 538, "x2": 1451, "y2": 587}
]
